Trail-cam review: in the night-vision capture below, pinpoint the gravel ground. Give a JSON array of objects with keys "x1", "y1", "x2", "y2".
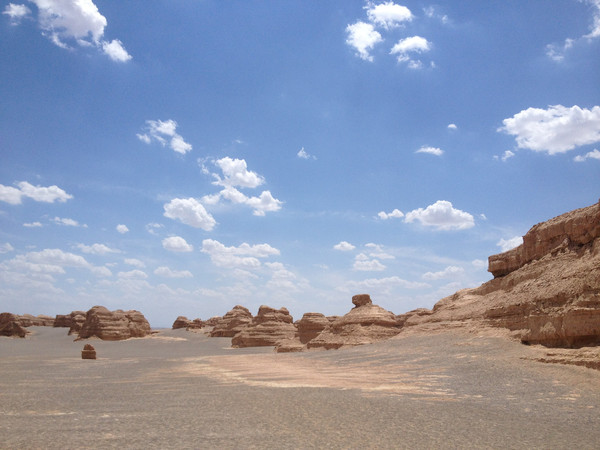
[{"x1": 1, "y1": 327, "x2": 599, "y2": 449}]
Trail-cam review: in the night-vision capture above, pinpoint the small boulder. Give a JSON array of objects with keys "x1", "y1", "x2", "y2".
[{"x1": 81, "y1": 344, "x2": 96, "y2": 360}]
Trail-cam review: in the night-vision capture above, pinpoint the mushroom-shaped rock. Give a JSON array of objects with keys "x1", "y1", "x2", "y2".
[
  {"x1": 231, "y1": 305, "x2": 297, "y2": 348},
  {"x1": 81, "y1": 344, "x2": 96, "y2": 359},
  {"x1": 210, "y1": 305, "x2": 253, "y2": 337},
  {"x1": 172, "y1": 316, "x2": 191, "y2": 329},
  {"x1": 77, "y1": 306, "x2": 152, "y2": 341}
]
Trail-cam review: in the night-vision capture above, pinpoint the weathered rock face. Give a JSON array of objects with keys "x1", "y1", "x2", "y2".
[
  {"x1": 404, "y1": 200, "x2": 600, "y2": 348},
  {"x1": 308, "y1": 295, "x2": 402, "y2": 350},
  {"x1": 210, "y1": 305, "x2": 253, "y2": 338},
  {"x1": 77, "y1": 306, "x2": 152, "y2": 341},
  {"x1": 0, "y1": 313, "x2": 29, "y2": 337},
  {"x1": 187, "y1": 318, "x2": 205, "y2": 330},
  {"x1": 231, "y1": 306, "x2": 296, "y2": 348},
  {"x1": 172, "y1": 316, "x2": 192, "y2": 329},
  {"x1": 67, "y1": 311, "x2": 87, "y2": 335},
  {"x1": 297, "y1": 313, "x2": 330, "y2": 344},
  {"x1": 18, "y1": 314, "x2": 55, "y2": 327},
  {"x1": 81, "y1": 344, "x2": 96, "y2": 360}
]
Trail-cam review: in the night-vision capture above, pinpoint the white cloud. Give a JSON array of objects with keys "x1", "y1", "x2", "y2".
[
  {"x1": 145, "y1": 222, "x2": 164, "y2": 235},
  {"x1": 162, "y1": 236, "x2": 194, "y2": 252},
  {"x1": 416, "y1": 146, "x2": 443, "y2": 156},
  {"x1": 499, "y1": 105, "x2": 600, "y2": 154},
  {"x1": 201, "y1": 239, "x2": 279, "y2": 269},
  {"x1": 404, "y1": 200, "x2": 475, "y2": 230},
  {"x1": 297, "y1": 147, "x2": 316, "y2": 160},
  {"x1": 0, "y1": 242, "x2": 14, "y2": 254},
  {"x1": 378, "y1": 209, "x2": 404, "y2": 220},
  {"x1": 116, "y1": 224, "x2": 129, "y2": 234},
  {"x1": 339, "y1": 275, "x2": 429, "y2": 293},
  {"x1": 472, "y1": 259, "x2": 487, "y2": 269},
  {"x1": 3, "y1": 3, "x2": 31, "y2": 23},
  {"x1": 334, "y1": 241, "x2": 356, "y2": 251},
  {"x1": 52, "y1": 217, "x2": 86, "y2": 227},
  {"x1": 353, "y1": 253, "x2": 386, "y2": 271},
  {"x1": 0, "y1": 181, "x2": 72, "y2": 205},
  {"x1": 422, "y1": 265, "x2": 464, "y2": 280},
  {"x1": 447, "y1": 123, "x2": 457, "y2": 130},
  {"x1": 163, "y1": 198, "x2": 216, "y2": 231},
  {"x1": 124, "y1": 258, "x2": 145, "y2": 268},
  {"x1": 4, "y1": 248, "x2": 110, "y2": 277},
  {"x1": 101, "y1": 39, "x2": 132, "y2": 62},
  {"x1": 494, "y1": 150, "x2": 515, "y2": 162},
  {"x1": 137, "y1": 119, "x2": 192, "y2": 154},
  {"x1": 574, "y1": 148, "x2": 600, "y2": 162},
  {"x1": 18, "y1": 0, "x2": 131, "y2": 61},
  {"x1": 546, "y1": 0, "x2": 600, "y2": 61},
  {"x1": 390, "y1": 35, "x2": 431, "y2": 67},
  {"x1": 117, "y1": 269, "x2": 148, "y2": 279},
  {"x1": 154, "y1": 266, "x2": 193, "y2": 279},
  {"x1": 76, "y1": 243, "x2": 120, "y2": 255},
  {"x1": 424, "y1": 6, "x2": 449, "y2": 24},
  {"x1": 366, "y1": 1, "x2": 413, "y2": 29},
  {"x1": 497, "y1": 236, "x2": 523, "y2": 252},
  {"x1": 23, "y1": 222, "x2": 43, "y2": 228},
  {"x1": 346, "y1": 21, "x2": 383, "y2": 61},
  {"x1": 213, "y1": 157, "x2": 264, "y2": 188},
  {"x1": 365, "y1": 243, "x2": 395, "y2": 260}
]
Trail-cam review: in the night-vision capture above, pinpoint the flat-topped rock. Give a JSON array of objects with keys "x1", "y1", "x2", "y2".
[
  {"x1": 231, "y1": 305, "x2": 296, "y2": 348},
  {"x1": 81, "y1": 343, "x2": 96, "y2": 359},
  {"x1": 210, "y1": 305, "x2": 253, "y2": 338},
  {"x1": 77, "y1": 306, "x2": 152, "y2": 341}
]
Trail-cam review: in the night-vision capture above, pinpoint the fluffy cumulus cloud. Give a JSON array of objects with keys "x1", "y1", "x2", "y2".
[
  {"x1": 546, "y1": 0, "x2": 600, "y2": 61},
  {"x1": 116, "y1": 224, "x2": 129, "y2": 234},
  {"x1": 497, "y1": 236, "x2": 523, "y2": 252},
  {"x1": 154, "y1": 266, "x2": 193, "y2": 279},
  {"x1": 0, "y1": 181, "x2": 72, "y2": 205},
  {"x1": 353, "y1": 253, "x2": 386, "y2": 271},
  {"x1": 499, "y1": 105, "x2": 600, "y2": 154},
  {"x1": 366, "y1": 1, "x2": 413, "y2": 29},
  {"x1": 416, "y1": 146, "x2": 443, "y2": 156},
  {"x1": 163, "y1": 198, "x2": 216, "y2": 231},
  {"x1": 345, "y1": 21, "x2": 382, "y2": 61},
  {"x1": 333, "y1": 241, "x2": 356, "y2": 251},
  {"x1": 162, "y1": 236, "x2": 194, "y2": 252},
  {"x1": 390, "y1": 35, "x2": 431, "y2": 68},
  {"x1": 574, "y1": 149, "x2": 600, "y2": 162},
  {"x1": 137, "y1": 119, "x2": 192, "y2": 154},
  {"x1": 378, "y1": 208, "x2": 404, "y2": 220},
  {"x1": 201, "y1": 157, "x2": 283, "y2": 217},
  {"x1": 404, "y1": 200, "x2": 475, "y2": 230},
  {"x1": 422, "y1": 265, "x2": 464, "y2": 280},
  {"x1": 201, "y1": 239, "x2": 280, "y2": 269},
  {"x1": 76, "y1": 243, "x2": 120, "y2": 255},
  {"x1": 6, "y1": 0, "x2": 131, "y2": 61}
]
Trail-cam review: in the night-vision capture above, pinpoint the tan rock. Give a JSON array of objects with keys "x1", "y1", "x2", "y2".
[
  {"x1": 187, "y1": 318, "x2": 205, "y2": 330},
  {"x1": 77, "y1": 306, "x2": 152, "y2": 341},
  {"x1": 172, "y1": 316, "x2": 191, "y2": 329},
  {"x1": 404, "y1": 200, "x2": 600, "y2": 348},
  {"x1": 18, "y1": 314, "x2": 55, "y2": 327},
  {"x1": 308, "y1": 295, "x2": 402, "y2": 350},
  {"x1": 67, "y1": 311, "x2": 87, "y2": 335},
  {"x1": 297, "y1": 312, "x2": 330, "y2": 344},
  {"x1": 0, "y1": 313, "x2": 29, "y2": 338},
  {"x1": 81, "y1": 343, "x2": 96, "y2": 359},
  {"x1": 210, "y1": 305, "x2": 253, "y2": 337},
  {"x1": 231, "y1": 305, "x2": 296, "y2": 348}
]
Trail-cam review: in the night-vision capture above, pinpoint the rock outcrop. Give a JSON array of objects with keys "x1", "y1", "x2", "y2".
[
  {"x1": 0, "y1": 313, "x2": 29, "y2": 337},
  {"x1": 77, "y1": 306, "x2": 152, "y2": 341},
  {"x1": 17, "y1": 314, "x2": 55, "y2": 327},
  {"x1": 307, "y1": 295, "x2": 402, "y2": 350},
  {"x1": 210, "y1": 306, "x2": 253, "y2": 338},
  {"x1": 172, "y1": 316, "x2": 192, "y2": 329},
  {"x1": 81, "y1": 344, "x2": 96, "y2": 360},
  {"x1": 231, "y1": 306, "x2": 296, "y2": 348},
  {"x1": 297, "y1": 313, "x2": 330, "y2": 344},
  {"x1": 404, "y1": 200, "x2": 600, "y2": 348}
]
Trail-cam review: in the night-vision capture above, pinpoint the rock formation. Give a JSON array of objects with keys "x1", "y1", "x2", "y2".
[
  {"x1": 297, "y1": 312, "x2": 330, "y2": 344},
  {"x1": 81, "y1": 344, "x2": 96, "y2": 359},
  {"x1": 17, "y1": 314, "x2": 55, "y2": 327},
  {"x1": 77, "y1": 306, "x2": 152, "y2": 341},
  {"x1": 231, "y1": 306, "x2": 296, "y2": 347},
  {"x1": 172, "y1": 316, "x2": 192, "y2": 329},
  {"x1": 187, "y1": 318, "x2": 205, "y2": 330},
  {"x1": 210, "y1": 305, "x2": 253, "y2": 338},
  {"x1": 307, "y1": 295, "x2": 402, "y2": 350},
  {"x1": 404, "y1": 200, "x2": 600, "y2": 348},
  {"x1": 0, "y1": 313, "x2": 29, "y2": 337}
]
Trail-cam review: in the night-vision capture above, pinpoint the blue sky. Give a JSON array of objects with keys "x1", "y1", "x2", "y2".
[{"x1": 1, "y1": 1, "x2": 599, "y2": 327}]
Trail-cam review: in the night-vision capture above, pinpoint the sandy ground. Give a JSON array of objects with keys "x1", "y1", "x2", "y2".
[{"x1": 1, "y1": 327, "x2": 599, "y2": 449}]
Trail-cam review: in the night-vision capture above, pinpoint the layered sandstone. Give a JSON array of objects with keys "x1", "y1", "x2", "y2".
[
  {"x1": 308, "y1": 295, "x2": 402, "y2": 350},
  {"x1": 54, "y1": 311, "x2": 87, "y2": 331},
  {"x1": 297, "y1": 312, "x2": 330, "y2": 344},
  {"x1": 77, "y1": 306, "x2": 152, "y2": 341},
  {"x1": 404, "y1": 200, "x2": 600, "y2": 348},
  {"x1": 81, "y1": 344, "x2": 96, "y2": 360},
  {"x1": 210, "y1": 305, "x2": 253, "y2": 338},
  {"x1": 231, "y1": 306, "x2": 296, "y2": 348},
  {"x1": 0, "y1": 313, "x2": 29, "y2": 337},
  {"x1": 17, "y1": 314, "x2": 55, "y2": 327},
  {"x1": 172, "y1": 316, "x2": 192, "y2": 329}
]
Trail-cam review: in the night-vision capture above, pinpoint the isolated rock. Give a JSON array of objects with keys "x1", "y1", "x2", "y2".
[
  {"x1": 81, "y1": 344, "x2": 96, "y2": 360},
  {"x1": 77, "y1": 306, "x2": 152, "y2": 341},
  {"x1": 0, "y1": 313, "x2": 29, "y2": 338},
  {"x1": 308, "y1": 295, "x2": 402, "y2": 350},
  {"x1": 231, "y1": 306, "x2": 296, "y2": 348},
  {"x1": 404, "y1": 200, "x2": 600, "y2": 348},
  {"x1": 297, "y1": 313, "x2": 330, "y2": 344},
  {"x1": 172, "y1": 316, "x2": 192, "y2": 329},
  {"x1": 210, "y1": 305, "x2": 253, "y2": 338}
]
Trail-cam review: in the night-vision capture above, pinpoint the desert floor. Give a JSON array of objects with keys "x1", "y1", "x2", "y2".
[{"x1": 1, "y1": 327, "x2": 599, "y2": 449}]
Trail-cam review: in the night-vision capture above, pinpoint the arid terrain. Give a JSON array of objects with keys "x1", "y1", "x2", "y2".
[{"x1": 2, "y1": 326, "x2": 599, "y2": 449}]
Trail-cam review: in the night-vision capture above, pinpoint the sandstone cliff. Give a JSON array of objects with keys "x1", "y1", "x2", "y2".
[{"x1": 77, "y1": 306, "x2": 152, "y2": 341}]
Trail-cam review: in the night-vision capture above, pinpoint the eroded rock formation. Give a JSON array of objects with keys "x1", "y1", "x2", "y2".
[
  {"x1": 77, "y1": 306, "x2": 152, "y2": 341},
  {"x1": 81, "y1": 344, "x2": 96, "y2": 359},
  {"x1": 231, "y1": 306, "x2": 296, "y2": 347},
  {"x1": 172, "y1": 316, "x2": 192, "y2": 329},
  {"x1": 0, "y1": 313, "x2": 29, "y2": 337},
  {"x1": 404, "y1": 200, "x2": 600, "y2": 348},
  {"x1": 54, "y1": 311, "x2": 87, "y2": 332},
  {"x1": 297, "y1": 312, "x2": 330, "y2": 344},
  {"x1": 17, "y1": 314, "x2": 55, "y2": 327},
  {"x1": 307, "y1": 294, "x2": 402, "y2": 350},
  {"x1": 210, "y1": 305, "x2": 253, "y2": 338}
]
